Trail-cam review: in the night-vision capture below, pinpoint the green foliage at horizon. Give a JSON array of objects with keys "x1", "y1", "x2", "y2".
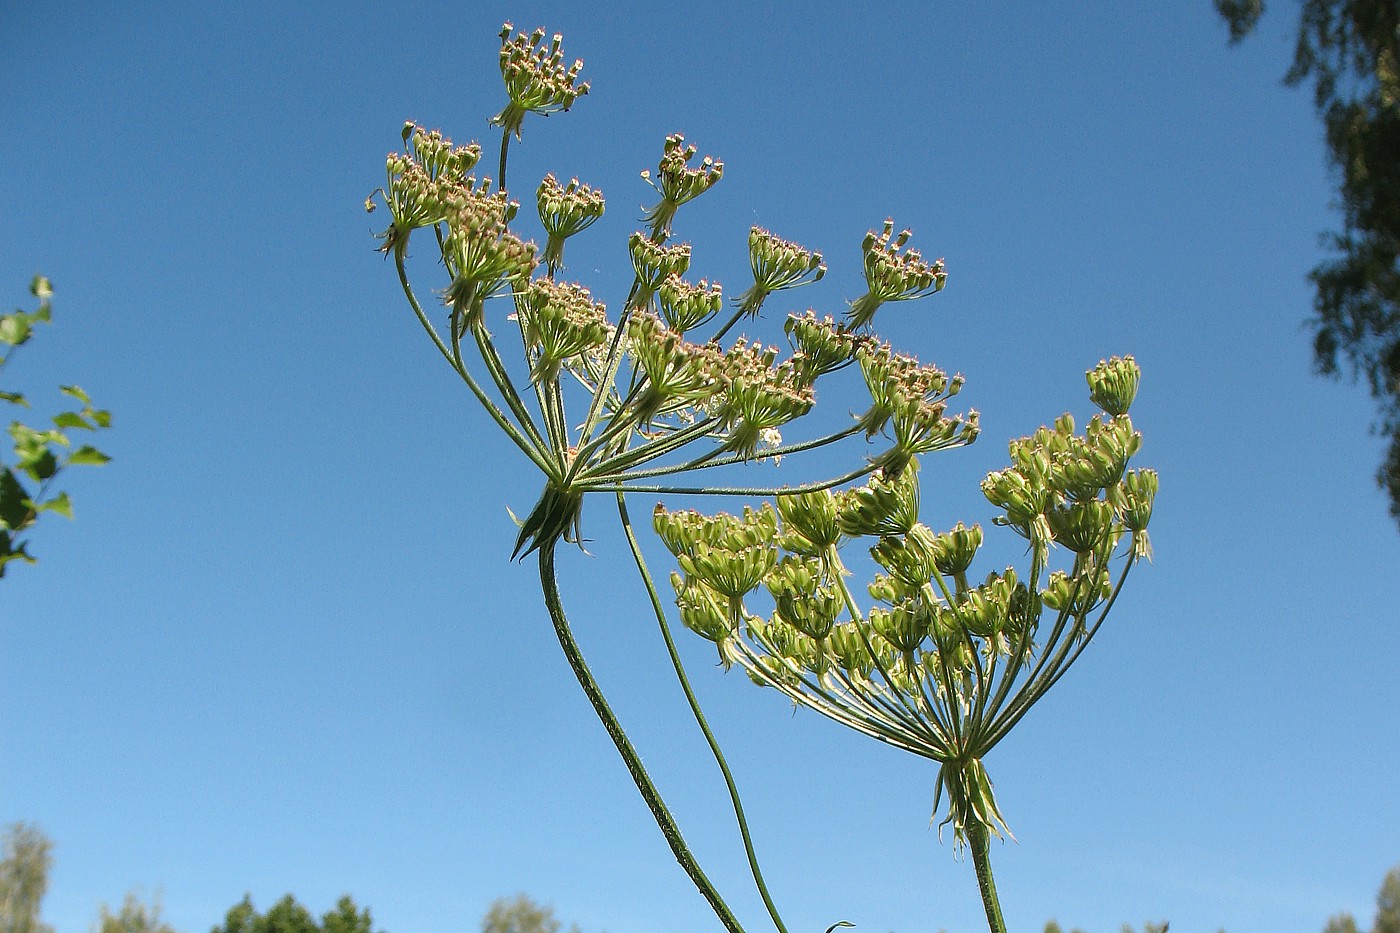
[
  {"x1": 1, "y1": 276, "x2": 111, "y2": 576},
  {"x1": 211, "y1": 894, "x2": 381, "y2": 933},
  {"x1": 1217, "y1": 0, "x2": 1400, "y2": 527},
  {"x1": 481, "y1": 894, "x2": 579, "y2": 933},
  {"x1": 96, "y1": 891, "x2": 181, "y2": 933}
]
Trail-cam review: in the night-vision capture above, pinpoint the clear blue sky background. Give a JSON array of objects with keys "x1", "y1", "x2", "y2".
[{"x1": 2, "y1": 3, "x2": 1397, "y2": 933}]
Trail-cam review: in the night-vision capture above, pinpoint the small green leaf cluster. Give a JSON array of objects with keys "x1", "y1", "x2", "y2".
[
  {"x1": 1, "y1": 277, "x2": 111, "y2": 576},
  {"x1": 654, "y1": 357, "x2": 1156, "y2": 844}
]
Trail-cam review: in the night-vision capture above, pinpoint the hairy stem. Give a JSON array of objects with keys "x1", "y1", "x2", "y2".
[
  {"x1": 617, "y1": 493, "x2": 791, "y2": 933},
  {"x1": 537, "y1": 539, "x2": 747, "y2": 933},
  {"x1": 967, "y1": 820, "x2": 1008, "y2": 933}
]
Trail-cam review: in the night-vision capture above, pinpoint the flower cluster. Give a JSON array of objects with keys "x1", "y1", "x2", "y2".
[
  {"x1": 642, "y1": 135, "x2": 724, "y2": 241},
  {"x1": 848, "y1": 219, "x2": 948, "y2": 328},
  {"x1": 658, "y1": 276, "x2": 723, "y2": 334},
  {"x1": 440, "y1": 183, "x2": 537, "y2": 325},
  {"x1": 537, "y1": 174, "x2": 605, "y2": 275},
  {"x1": 376, "y1": 124, "x2": 483, "y2": 255},
  {"x1": 380, "y1": 30, "x2": 1155, "y2": 926},
  {"x1": 735, "y1": 228, "x2": 826, "y2": 317},
  {"x1": 515, "y1": 279, "x2": 611, "y2": 385},
  {"x1": 654, "y1": 357, "x2": 1155, "y2": 845},
  {"x1": 491, "y1": 23, "x2": 589, "y2": 140}
]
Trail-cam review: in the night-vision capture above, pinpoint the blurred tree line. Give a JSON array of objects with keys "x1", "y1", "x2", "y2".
[{"x1": 4, "y1": 822, "x2": 1395, "y2": 933}]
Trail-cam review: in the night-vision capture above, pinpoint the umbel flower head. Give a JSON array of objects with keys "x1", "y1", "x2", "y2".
[
  {"x1": 374, "y1": 123, "x2": 482, "y2": 255},
  {"x1": 441, "y1": 181, "x2": 538, "y2": 325},
  {"x1": 735, "y1": 228, "x2": 826, "y2": 317},
  {"x1": 847, "y1": 220, "x2": 947, "y2": 329},
  {"x1": 514, "y1": 278, "x2": 610, "y2": 384},
  {"x1": 491, "y1": 23, "x2": 589, "y2": 140},
  {"x1": 537, "y1": 174, "x2": 605, "y2": 275},
  {"x1": 654, "y1": 360, "x2": 1155, "y2": 849},
  {"x1": 641, "y1": 134, "x2": 724, "y2": 242}
]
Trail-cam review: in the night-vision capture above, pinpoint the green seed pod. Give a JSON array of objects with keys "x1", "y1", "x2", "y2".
[
  {"x1": 767, "y1": 557, "x2": 842, "y2": 640},
  {"x1": 870, "y1": 598, "x2": 932, "y2": 653},
  {"x1": 847, "y1": 219, "x2": 947, "y2": 329},
  {"x1": 1039, "y1": 567, "x2": 1111, "y2": 616},
  {"x1": 491, "y1": 24, "x2": 590, "y2": 140},
  {"x1": 735, "y1": 227, "x2": 825, "y2": 317},
  {"x1": 629, "y1": 233, "x2": 692, "y2": 297},
  {"x1": 657, "y1": 275, "x2": 723, "y2": 333},
  {"x1": 1046, "y1": 499, "x2": 1115, "y2": 554},
  {"x1": 870, "y1": 523, "x2": 940, "y2": 587},
  {"x1": 838, "y1": 464, "x2": 920, "y2": 537},
  {"x1": 1119, "y1": 468, "x2": 1158, "y2": 532},
  {"x1": 785, "y1": 311, "x2": 863, "y2": 380},
  {"x1": 981, "y1": 468, "x2": 1049, "y2": 530},
  {"x1": 775, "y1": 488, "x2": 842, "y2": 551},
  {"x1": 930, "y1": 522, "x2": 983, "y2": 577},
  {"x1": 641, "y1": 134, "x2": 724, "y2": 241},
  {"x1": 1086, "y1": 355, "x2": 1140, "y2": 417},
  {"x1": 826, "y1": 624, "x2": 874, "y2": 679},
  {"x1": 672, "y1": 572, "x2": 734, "y2": 642}
]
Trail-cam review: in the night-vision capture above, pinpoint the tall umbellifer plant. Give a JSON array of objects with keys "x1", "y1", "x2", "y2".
[{"x1": 369, "y1": 24, "x2": 1157, "y2": 933}]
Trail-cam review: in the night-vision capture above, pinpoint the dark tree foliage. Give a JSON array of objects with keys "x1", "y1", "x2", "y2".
[
  {"x1": 211, "y1": 895, "x2": 380, "y2": 933},
  {"x1": 1218, "y1": 0, "x2": 1400, "y2": 527}
]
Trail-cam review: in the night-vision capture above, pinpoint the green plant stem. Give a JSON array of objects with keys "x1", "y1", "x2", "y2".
[
  {"x1": 616, "y1": 493, "x2": 792, "y2": 933},
  {"x1": 967, "y1": 820, "x2": 1008, "y2": 933},
  {"x1": 394, "y1": 247, "x2": 556, "y2": 477},
  {"x1": 498, "y1": 127, "x2": 511, "y2": 194},
  {"x1": 537, "y1": 538, "x2": 748, "y2": 933}
]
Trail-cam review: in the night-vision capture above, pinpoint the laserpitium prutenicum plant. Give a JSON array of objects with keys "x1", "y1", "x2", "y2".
[{"x1": 369, "y1": 23, "x2": 1157, "y2": 933}]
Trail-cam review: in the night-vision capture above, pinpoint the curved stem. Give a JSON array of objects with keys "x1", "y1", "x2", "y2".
[
  {"x1": 498, "y1": 126, "x2": 511, "y2": 195},
  {"x1": 537, "y1": 539, "x2": 748, "y2": 933},
  {"x1": 617, "y1": 494, "x2": 792, "y2": 933},
  {"x1": 395, "y1": 247, "x2": 555, "y2": 476},
  {"x1": 967, "y1": 820, "x2": 1008, "y2": 933}
]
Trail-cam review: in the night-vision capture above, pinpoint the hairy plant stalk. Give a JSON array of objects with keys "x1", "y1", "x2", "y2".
[
  {"x1": 537, "y1": 537, "x2": 748, "y2": 933},
  {"x1": 967, "y1": 821, "x2": 1007, "y2": 933},
  {"x1": 617, "y1": 494, "x2": 791, "y2": 933}
]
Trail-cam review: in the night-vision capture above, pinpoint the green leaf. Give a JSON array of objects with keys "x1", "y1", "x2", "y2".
[
  {"x1": 90, "y1": 409, "x2": 112, "y2": 428},
  {"x1": 0, "y1": 313, "x2": 32, "y2": 346},
  {"x1": 37, "y1": 492, "x2": 72, "y2": 519},
  {"x1": 52, "y1": 411, "x2": 93, "y2": 430},
  {"x1": 22, "y1": 449, "x2": 59, "y2": 482},
  {"x1": 60, "y1": 384, "x2": 91, "y2": 404},
  {"x1": 0, "y1": 546, "x2": 38, "y2": 576},
  {"x1": 67, "y1": 445, "x2": 110, "y2": 466},
  {"x1": 0, "y1": 391, "x2": 28, "y2": 406},
  {"x1": 0, "y1": 468, "x2": 31, "y2": 529}
]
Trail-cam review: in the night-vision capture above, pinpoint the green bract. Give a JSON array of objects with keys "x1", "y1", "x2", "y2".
[{"x1": 374, "y1": 26, "x2": 1157, "y2": 933}]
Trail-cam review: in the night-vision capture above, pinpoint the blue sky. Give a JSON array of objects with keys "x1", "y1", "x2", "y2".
[{"x1": 2, "y1": 3, "x2": 1398, "y2": 933}]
